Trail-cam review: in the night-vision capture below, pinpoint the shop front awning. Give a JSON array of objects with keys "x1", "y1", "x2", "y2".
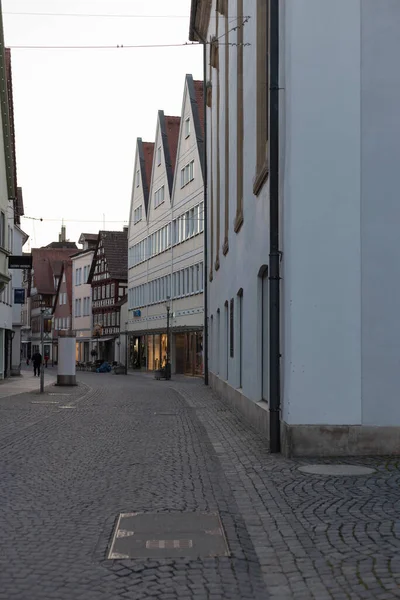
[{"x1": 97, "y1": 337, "x2": 116, "y2": 343}]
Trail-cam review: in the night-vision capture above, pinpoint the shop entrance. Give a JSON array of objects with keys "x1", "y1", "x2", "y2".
[{"x1": 175, "y1": 332, "x2": 203, "y2": 377}]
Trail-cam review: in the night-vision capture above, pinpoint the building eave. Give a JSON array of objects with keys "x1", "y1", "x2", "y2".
[
  {"x1": 189, "y1": 0, "x2": 212, "y2": 42},
  {"x1": 0, "y1": 7, "x2": 16, "y2": 203}
]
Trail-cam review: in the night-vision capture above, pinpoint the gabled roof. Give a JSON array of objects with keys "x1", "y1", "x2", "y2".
[
  {"x1": 88, "y1": 230, "x2": 128, "y2": 284},
  {"x1": 31, "y1": 247, "x2": 78, "y2": 295},
  {"x1": 53, "y1": 259, "x2": 73, "y2": 314},
  {"x1": 137, "y1": 139, "x2": 154, "y2": 216},
  {"x1": 79, "y1": 233, "x2": 98, "y2": 244},
  {"x1": 159, "y1": 111, "x2": 181, "y2": 196},
  {"x1": 4, "y1": 48, "x2": 17, "y2": 215},
  {"x1": 45, "y1": 241, "x2": 77, "y2": 249},
  {"x1": 188, "y1": 76, "x2": 205, "y2": 177}
]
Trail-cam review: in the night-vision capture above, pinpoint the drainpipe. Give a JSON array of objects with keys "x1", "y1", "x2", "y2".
[
  {"x1": 193, "y1": 28, "x2": 209, "y2": 386},
  {"x1": 202, "y1": 41, "x2": 209, "y2": 386},
  {"x1": 269, "y1": 0, "x2": 281, "y2": 453}
]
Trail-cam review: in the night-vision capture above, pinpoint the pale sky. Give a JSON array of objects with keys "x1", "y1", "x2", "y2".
[{"x1": 2, "y1": 0, "x2": 202, "y2": 250}]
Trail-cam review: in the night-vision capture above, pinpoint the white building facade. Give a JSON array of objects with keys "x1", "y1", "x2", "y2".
[
  {"x1": 71, "y1": 234, "x2": 96, "y2": 363},
  {"x1": 190, "y1": 0, "x2": 400, "y2": 456},
  {"x1": 127, "y1": 75, "x2": 205, "y2": 375}
]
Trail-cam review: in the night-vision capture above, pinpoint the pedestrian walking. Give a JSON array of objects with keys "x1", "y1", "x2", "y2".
[
  {"x1": 44, "y1": 354, "x2": 49, "y2": 368},
  {"x1": 32, "y1": 351, "x2": 42, "y2": 377}
]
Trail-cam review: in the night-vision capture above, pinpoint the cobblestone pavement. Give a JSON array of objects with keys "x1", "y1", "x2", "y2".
[{"x1": 0, "y1": 372, "x2": 399, "y2": 599}]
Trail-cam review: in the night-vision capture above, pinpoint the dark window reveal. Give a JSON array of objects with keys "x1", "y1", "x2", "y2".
[{"x1": 230, "y1": 298, "x2": 234, "y2": 358}]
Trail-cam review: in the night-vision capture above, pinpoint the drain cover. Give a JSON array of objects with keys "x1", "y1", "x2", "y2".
[
  {"x1": 298, "y1": 464, "x2": 375, "y2": 476},
  {"x1": 108, "y1": 512, "x2": 229, "y2": 559}
]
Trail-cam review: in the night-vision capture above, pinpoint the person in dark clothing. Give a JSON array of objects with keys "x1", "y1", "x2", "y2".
[{"x1": 32, "y1": 352, "x2": 42, "y2": 377}]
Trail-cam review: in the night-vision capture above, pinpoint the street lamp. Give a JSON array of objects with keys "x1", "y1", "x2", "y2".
[
  {"x1": 165, "y1": 297, "x2": 171, "y2": 380},
  {"x1": 40, "y1": 304, "x2": 46, "y2": 393}
]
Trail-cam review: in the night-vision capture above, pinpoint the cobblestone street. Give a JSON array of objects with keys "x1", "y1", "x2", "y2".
[{"x1": 0, "y1": 371, "x2": 400, "y2": 599}]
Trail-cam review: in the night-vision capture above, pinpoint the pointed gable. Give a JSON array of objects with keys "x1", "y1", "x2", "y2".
[
  {"x1": 159, "y1": 111, "x2": 181, "y2": 196},
  {"x1": 88, "y1": 230, "x2": 128, "y2": 284},
  {"x1": 188, "y1": 76, "x2": 205, "y2": 177},
  {"x1": 138, "y1": 139, "x2": 154, "y2": 217}
]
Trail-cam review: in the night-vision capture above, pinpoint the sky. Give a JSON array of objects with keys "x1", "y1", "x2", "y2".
[{"x1": 2, "y1": 0, "x2": 202, "y2": 250}]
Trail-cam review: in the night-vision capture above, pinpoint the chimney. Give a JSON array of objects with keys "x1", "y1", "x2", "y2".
[{"x1": 123, "y1": 226, "x2": 128, "y2": 233}]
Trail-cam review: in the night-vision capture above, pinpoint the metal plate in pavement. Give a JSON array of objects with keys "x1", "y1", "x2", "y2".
[{"x1": 108, "y1": 512, "x2": 229, "y2": 559}]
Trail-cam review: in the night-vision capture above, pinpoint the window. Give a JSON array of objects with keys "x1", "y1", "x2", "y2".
[
  {"x1": 111, "y1": 283, "x2": 115, "y2": 298},
  {"x1": 190, "y1": 266, "x2": 194, "y2": 294},
  {"x1": 93, "y1": 287, "x2": 97, "y2": 301},
  {"x1": 8, "y1": 225, "x2": 12, "y2": 253},
  {"x1": 102, "y1": 285, "x2": 105, "y2": 299},
  {"x1": 136, "y1": 169, "x2": 140, "y2": 187},
  {"x1": 180, "y1": 160, "x2": 194, "y2": 187},
  {"x1": 0, "y1": 212, "x2": 5, "y2": 248},
  {"x1": 157, "y1": 145, "x2": 161, "y2": 165},
  {"x1": 75, "y1": 298, "x2": 78, "y2": 316},
  {"x1": 112, "y1": 312, "x2": 116, "y2": 326},
  {"x1": 185, "y1": 116, "x2": 191, "y2": 138},
  {"x1": 134, "y1": 205, "x2": 142, "y2": 224},
  {"x1": 154, "y1": 186, "x2": 165, "y2": 208},
  {"x1": 106, "y1": 284, "x2": 110, "y2": 298},
  {"x1": 230, "y1": 299, "x2": 234, "y2": 358}
]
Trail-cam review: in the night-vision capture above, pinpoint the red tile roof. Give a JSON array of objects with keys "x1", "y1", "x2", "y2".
[
  {"x1": 31, "y1": 248, "x2": 79, "y2": 295},
  {"x1": 90, "y1": 230, "x2": 128, "y2": 282},
  {"x1": 143, "y1": 142, "x2": 154, "y2": 196},
  {"x1": 164, "y1": 116, "x2": 181, "y2": 174},
  {"x1": 193, "y1": 80, "x2": 205, "y2": 137}
]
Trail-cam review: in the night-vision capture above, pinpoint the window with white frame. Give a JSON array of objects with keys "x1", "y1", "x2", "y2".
[
  {"x1": 0, "y1": 212, "x2": 5, "y2": 248},
  {"x1": 180, "y1": 160, "x2": 194, "y2": 188},
  {"x1": 157, "y1": 145, "x2": 161, "y2": 165},
  {"x1": 134, "y1": 205, "x2": 142, "y2": 224},
  {"x1": 154, "y1": 186, "x2": 165, "y2": 208},
  {"x1": 136, "y1": 169, "x2": 140, "y2": 187},
  {"x1": 185, "y1": 116, "x2": 191, "y2": 138}
]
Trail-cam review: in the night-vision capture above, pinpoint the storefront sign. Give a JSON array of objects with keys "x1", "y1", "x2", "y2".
[
  {"x1": 8, "y1": 255, "x2": 32, "y2": 269},
  {"x1": 14, "y1": 288, "x2": 25, "y2": 304},
  {"x1": 133, "y1": 310, "x2": 141, "y2": 317}
]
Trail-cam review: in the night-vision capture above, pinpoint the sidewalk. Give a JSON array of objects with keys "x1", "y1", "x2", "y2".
[{"x1": 0, "y1": 369, "x2": 56, "y2": 398}]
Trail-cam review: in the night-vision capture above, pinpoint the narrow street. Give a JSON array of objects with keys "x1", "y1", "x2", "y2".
[{"x1": 0, "y1": 372, "x2": 400, "y2": 599}]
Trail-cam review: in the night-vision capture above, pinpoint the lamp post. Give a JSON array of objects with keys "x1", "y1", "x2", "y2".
[
  {"x1": 165, "y1": 297, "x2": 171, "y2": 380},
  {"x1": 40, "y1": 306, "x2": 45, "y2": 393}
]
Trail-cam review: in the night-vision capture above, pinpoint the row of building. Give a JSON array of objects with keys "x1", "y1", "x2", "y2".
[
  {"x1": 0, "y1": 32, "x2": 30, "y2": 379},
  {"x1": 20, "y1": 74, "x2": 206, "y2": 379},
  {"x1": 19, "y1": 0, "x2": 400, "y2": 456}
]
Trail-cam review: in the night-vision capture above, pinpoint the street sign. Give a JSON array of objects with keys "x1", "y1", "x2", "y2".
[{"x1": 8, "y1": 255, "x2": 32, "y2": 269}]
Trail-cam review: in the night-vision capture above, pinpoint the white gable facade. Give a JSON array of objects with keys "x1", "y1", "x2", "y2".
[{"x1": 127, "y1": 76, "x2": 204, "y2": 375}]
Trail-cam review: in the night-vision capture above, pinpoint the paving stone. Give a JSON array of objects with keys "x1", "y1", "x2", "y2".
[{"x1": 0, "y1": 371, "x2": 399, "y2": 599}]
